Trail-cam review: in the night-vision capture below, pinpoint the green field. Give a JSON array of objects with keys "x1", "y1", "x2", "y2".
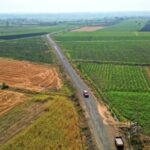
[
  {"x1": 55, "y1": 19, "x2": 150, "y2": 65},
  {"x1": 79, "y1": 63, "x2": 150, "y2": 92},
  {"x1": 0, "y1": 25, "x2": 72, "y2": 36},
  {"x1": 106, "y1": 91, "x2": 150, "y2": 135},
  {"x1": 55, "y1": 18, "x2": 150, "y2": 135},
  {"x1": 0, "y1": 37, "x2": 54, "y2": 64},
  {"x1": 101, "y1": 19, "x2": 148, "y2": 32},
  {"x1": 78, "y1": 63, "x2": 150, "y2": 134},
  {"x1": 59, "y1": 40, "x2": 150, "y2": 64}
]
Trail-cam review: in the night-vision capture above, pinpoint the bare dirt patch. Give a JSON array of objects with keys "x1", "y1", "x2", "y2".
[
  {"x1": 98, "y1": 103, "x2": 116, "y2": 125},
  {"x1": 71, "y1": 26, "x2": 104, "y2": 32},
  {"x1": 0, "y1": 59, "x2": 62, "y2": 92},
  {"x1": 0, "y1": 90, "x2": 26, "y2": 116}
]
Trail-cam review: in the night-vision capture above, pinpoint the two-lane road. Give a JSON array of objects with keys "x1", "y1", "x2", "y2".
[{"x1": 46, "y1": 34, "x2": 113, "y2": 150}]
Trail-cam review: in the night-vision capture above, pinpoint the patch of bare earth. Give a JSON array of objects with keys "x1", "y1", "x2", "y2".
[
  {"x1": 0, "y1": 58, "x2": 62, "y2": 92},
  {"x1": 0, "y1": 90, "x2": 27, "y2": 116},
  {"x1": 71, "y1": 26, "x2": 105, "y2": 32}
]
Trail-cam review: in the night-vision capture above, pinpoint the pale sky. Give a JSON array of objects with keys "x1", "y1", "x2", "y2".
[{"x1": 0, "y1": 0, "x2": 150, "y2": 13}]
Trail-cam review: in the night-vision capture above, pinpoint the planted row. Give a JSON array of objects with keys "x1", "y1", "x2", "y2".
[{"x1": 79, "y1": 63, "x2": 150, "y2": 92}]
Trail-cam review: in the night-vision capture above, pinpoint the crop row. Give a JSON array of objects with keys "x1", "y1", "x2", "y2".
[
  {"x1": 79, "y1": 63, "x2": 150, "y2": 92},
  {"x1": 106, "y1": 91, "x2": 150, "y2": 135},
  {"x1": 60, "y1": 40, "x2": 150, "y2": 64},
  {"x1": 0, "y1": 37, "x2": 53, "y2": 64}
]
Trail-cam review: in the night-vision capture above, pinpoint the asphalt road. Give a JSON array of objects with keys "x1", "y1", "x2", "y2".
[{"x1": 46, "y1": 34, "x2": 113, "y2": 150}]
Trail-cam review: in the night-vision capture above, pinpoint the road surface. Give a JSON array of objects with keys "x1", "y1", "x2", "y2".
[{"x1": 46, "y1": 34, "x2": 114, "y2": 150}]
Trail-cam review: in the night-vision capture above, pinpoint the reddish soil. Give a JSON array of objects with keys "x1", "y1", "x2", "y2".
[
  {"x1": 0, "y1": 90, "x2": 27, "y2": 116},
  {"x1": 0, "y1": 59, "x2": 62, "y2": 92},
  {"x1": 71, "y1": 26, "x2": 104, "y2": 32}
]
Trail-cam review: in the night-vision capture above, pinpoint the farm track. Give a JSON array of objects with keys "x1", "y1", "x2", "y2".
[{"x1": 46, "y1": 35, "x2": 116, "y2": 150}]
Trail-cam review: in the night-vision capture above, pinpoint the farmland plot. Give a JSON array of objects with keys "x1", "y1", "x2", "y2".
[
  {"x1": 79, "y1": 63, "x2": 150, "y2": 92},
  {"x1": 0, "y1": 37, "x2": 54, "y2": 64},
  {"x1": 78, "y1": 63, "x2": 150, "y2": 135},
  {"x1": 0, "y1": 59, "x2": 62, "y2": 92},
  {"x1": 59, "y1": 40, "x2": 150, "y2": 64},
  {"x1": 0, "y1": 90, "x2": 27, "y2": 116}
]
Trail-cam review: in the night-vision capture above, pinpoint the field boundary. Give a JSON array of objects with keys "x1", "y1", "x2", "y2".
[{"x1": 74, "y1": 59, "x2": 150, "y2": 67}]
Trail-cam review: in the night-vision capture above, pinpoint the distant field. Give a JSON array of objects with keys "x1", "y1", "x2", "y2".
[
  {"x1": 0, "y1": 25, "x2": 71, "y2": 36},
  {"x1": 141, "y1": 20, "x2": 150, "y2": 31},
  {"x1": 0, "y1": 37, "x2": 54, "y2": 63},
  {"x1": 59, "y1": 40, "x2": 150, "y2": 64},
  {"x1": 55, "y1": 19, "x2": 150, "y2": 65},
  {"x1": 101, "y1": 19, "x2": 148, "y2": 32},
  {"x1": 71, "y1": 26, "x2": 104, "y2": 32}
]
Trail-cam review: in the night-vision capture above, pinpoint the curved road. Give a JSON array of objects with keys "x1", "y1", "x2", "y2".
[{"x1": 46, "y1": 34, "x2": 113, "y2": 150}]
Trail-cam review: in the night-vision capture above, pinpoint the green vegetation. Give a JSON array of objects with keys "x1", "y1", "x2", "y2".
[
  {"x1": 55, "y1": 18, "x2": 150, "y2": 135},
  {"x1": 106, "y1": 91, "x2": 150, "y2": 135},
  {"x1": 101, "y1": 19, "x2": 148, "y2": 32},
  {"x1": 79, "y1": 63, "x2": 150, "y2": 92},
  {"x1": 78, "y1": 63, "x2": 150, "y2": 135},
  {"x1": 0, "y1": 83, "x2": 87, "y2": 149},
  {"x1": 59, "y1": 40, "x2": 150, "y2": 64},
  {"x1": 0, "y1": 25, "x2": 71, "y2": 36},
  {"x1": 0, "y1": 37, "x2": 54, "y2": 63},
  {"x1": 1, "y1": 95, "x2": 85, "y2": 150}
]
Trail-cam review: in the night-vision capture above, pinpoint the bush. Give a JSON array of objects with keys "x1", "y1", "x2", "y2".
[{"x1": 1, "y1": 82, "x2": 9, "y2": 89}]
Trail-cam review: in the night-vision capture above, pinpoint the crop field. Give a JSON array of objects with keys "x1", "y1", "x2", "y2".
[
  {"x1": 55, "y1": 18, "x2": 150, "y2": 136},
  {"x1": 0, "y1": 85, "x2": 88, "y2": 149},
  {"x1": 79, "y1": 63, "x2": 150, "y2": 134},
  {"x1": 55, "y1": 20, "x2": 150, "y2": 65},
  {"x1": 71, "y1": 26, "x2": 105, "y2": 32},
  {"x1": 0, "y1": 37, "x2": 54, "y2": 63},
  {"x1": 106, "y1": 91, "x2": 150, "y2": 135},
  {"x1": 0, "y1": 25, "x2": 71, "y2": 36},
  {"x1": 1, "y1": 94, "x2": 86, "y2": 150},
  {"x1": 59, "y1": 40, "x2": 150, "y2": 64},
  {"x1": 79, "y1": 63, "x2": 150, "y2": 92},
  {"x1": 0, "y1": 59, "x2": 62, "y2": 92},
  {"x1": 0, "y1": 58, "x2": 88, "y2": 148},
  {"x1": 0, "y1": 90, "x2": 27, "y2": 116},
  {"x1": 101, "y1": 19, "x2": 148, "y2": 32}
]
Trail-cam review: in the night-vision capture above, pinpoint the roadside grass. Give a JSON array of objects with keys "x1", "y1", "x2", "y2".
[
  {"x1": 0, "y1": 37, "x2": 54, "y2": 64},
  {"x1": 1, "y1": 92, "x2": 86, "y2": 150}
]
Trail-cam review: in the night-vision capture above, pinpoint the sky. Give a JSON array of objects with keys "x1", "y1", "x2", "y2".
[{"x1": 0, "y1": 0, "x2": 150, "y2": 13}]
